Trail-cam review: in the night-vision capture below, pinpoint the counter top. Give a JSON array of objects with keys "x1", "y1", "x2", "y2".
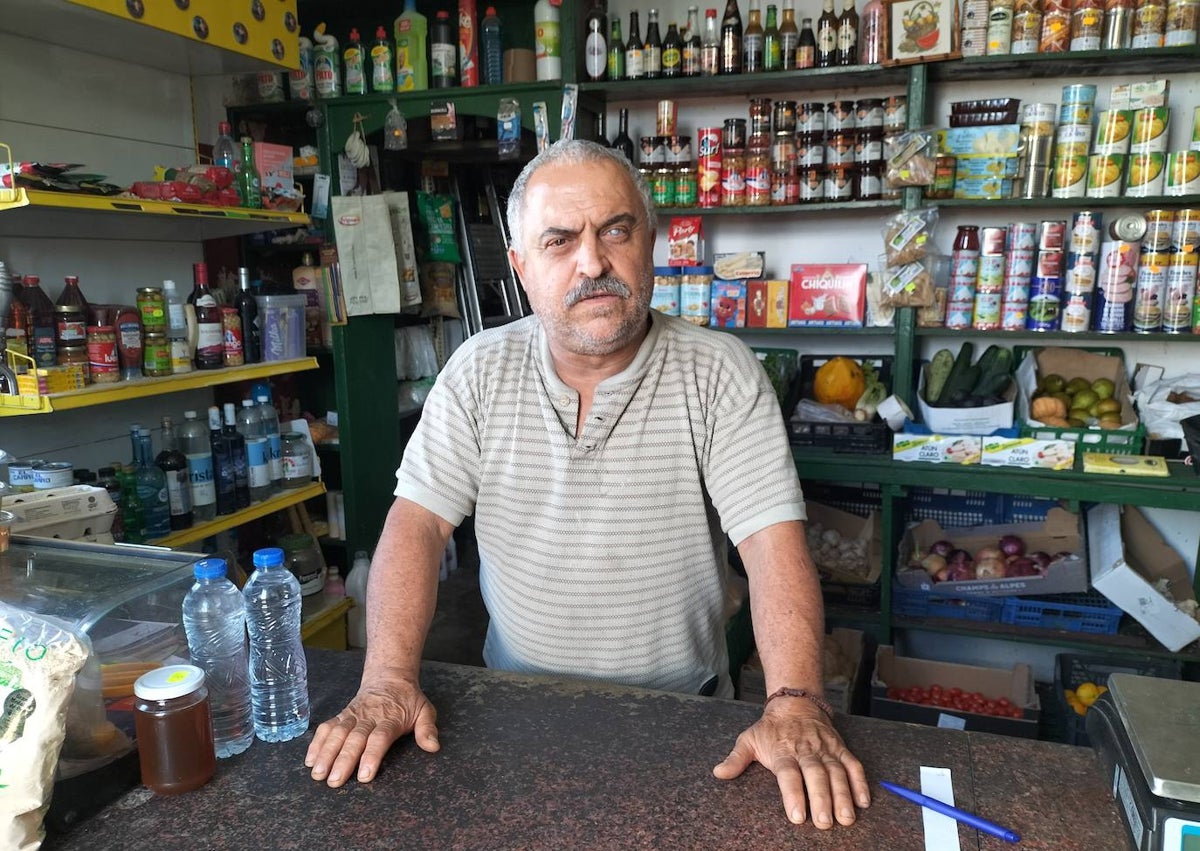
[{"x1": 47, "y1": 650, "x2": 1126, "y2": 851}]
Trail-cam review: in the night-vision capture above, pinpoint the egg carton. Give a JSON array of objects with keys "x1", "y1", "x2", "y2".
[
  {"x1": 3, "y1": 485, "x2": 116, "y2": 525},
  {"x1": 15, "y1": 505, "x2": 118, "y2": 540}
]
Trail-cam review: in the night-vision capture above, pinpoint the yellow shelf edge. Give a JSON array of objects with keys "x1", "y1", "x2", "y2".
[
  {"x1": 0, "y1": 358, "x2": 319, "y2": 416},
  {"x1": 149, "y1": 482, "x2": 327, "y2": 548},
  {"x1": 301, "y1": 596, "x2": 354, "y2": 639},
  {"x1": 14, "y1": 190, "x2": 309, "y2": 226}
]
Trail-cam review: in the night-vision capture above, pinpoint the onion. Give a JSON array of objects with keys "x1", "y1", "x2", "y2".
[
  {"x1": 975, "y1": 546, "x2": 1003, "y2": 563},
  {"x1": 998, "y1": 535, "x2": 1026, "y2": 557},
  {"x1": 930, "y1": 540, "x2": 955, "y2": 557},
  {"x1": 1028, "y1": 551, "x2": 1052, "y2": 569},
  {"x1": 1053, "y1": 551, "x2": 1074, "y2": 560},
  {"x1": 948, "y1": 548, "x2": 973, "y2": 568},
  {"x1": 935, "y1": 565, "x2": 952, "y2": 582},
  {"x1": 921, "y1": 553, "x2": 948, "y2": 576},
  {"x1": 1006, "y1": 556, "x2": 1038, "y2": 577},
  {"x1": 947, "y1": 563, "x2": 974, "y2": 582},
  {"x1": 975, "y1": 557, "x2": 1006, "y2": 579}
]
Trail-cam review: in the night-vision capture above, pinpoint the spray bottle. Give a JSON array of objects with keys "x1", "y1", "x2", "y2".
[
  {"x1": 312, "y1": 23, "x2": 342, "y2": 98},
  {"x1": 289, "y1": 35, "x2": 315, "y2": 101}
]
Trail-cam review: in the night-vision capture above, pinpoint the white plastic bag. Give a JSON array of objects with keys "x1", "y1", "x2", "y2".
[{"x1": 1135, "y1": 374, "x2": 1200, "y2": 439}]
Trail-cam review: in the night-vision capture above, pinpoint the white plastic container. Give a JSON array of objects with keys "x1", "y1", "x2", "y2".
[{"x1": 255, "y1": 294, "x2": 306, "y2": 361}]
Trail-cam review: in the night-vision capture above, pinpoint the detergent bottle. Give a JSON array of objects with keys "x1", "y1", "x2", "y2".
[
  {"x1": 313, "y1": 23, "x2": 342, "y2": 98},
  {"x1": 394, "y1": 0, "x2": 429, "y2": 91}
]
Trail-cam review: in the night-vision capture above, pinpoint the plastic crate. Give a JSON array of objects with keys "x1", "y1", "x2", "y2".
[
  {"x1": 786, "y1": 355, "x2": 894, "y2": 455},
  {"x1": 1004, "y1": 494, "x2": 1063, "y2": 524},
  {"x1": 1000, "y1": 591, "x2": 1124, "y2": 635},
  {"x1": 891, "y1": 585, "x2": 1006, "y2": 623},
  {"x1": 822, "y1": 580, "x2": 882, "y2": 608},
  {"x1": 802, "y1": 481, "x2": 884, "y2": 516},
  {"x1": 1053, "y1": 653, "x2": 1182, "y2": 746},
  {"x1": 907, "y1": 487, "x2": 1007, "y2": 527}
]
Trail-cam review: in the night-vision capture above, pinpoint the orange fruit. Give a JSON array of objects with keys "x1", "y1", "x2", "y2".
[{"x1": 1076, "y1": 682, "x2": 1100, "y2": 706}]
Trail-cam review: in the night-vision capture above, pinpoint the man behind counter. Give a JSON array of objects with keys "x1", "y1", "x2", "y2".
[{"x1": 304, "y1": 140, "x2": 871, "y2": 830}]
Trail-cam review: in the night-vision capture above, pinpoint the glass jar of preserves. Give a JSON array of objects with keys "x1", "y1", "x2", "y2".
[
  {"x1": 143, "y1": 332, "x2": 172, "y2": 377},
  {"x1": 674, "y1": 164, "x2": 699, "y2": 207},
  {"x1": 280, "y1": 431, "x2": 313, "y2": 489},
  {"x1": 749, "y1": 98, "x2": 772, "y2": 136},
  {"x1": 722, "y1": 118, "x2": 747, "y2": 150},
  {"x1": 57, "y1": 345, "x2": 89, "y2": 384},
  {"x1": 721, "y1": 148, "x2": 747, "y2": 207},
  {"x1": 279, "y1": 532, "x2": 326, "y2": 595},
  {"x1": 652, "y1": 165, "x2": 677, "y2": 207},
  {"x1": 137, "y1": 286, "x2": 166, "y2": 333},
  {"x1": 86, "y1": 325, "x2": 120, "y2": 383},
  {"x1": 55, "y1": 304, "x2": 87, "y2": 348},
  {"x1": 745, "y1": 137, "x2": 772, "y2": 207},
  {"x1": 133, "y1": 665, "x2": 216, "y2": 796}
]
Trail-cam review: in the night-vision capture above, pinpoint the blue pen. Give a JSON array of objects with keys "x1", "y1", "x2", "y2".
[{"x1": 881, "y1": 780, "x2": 1022, "y2": 844}]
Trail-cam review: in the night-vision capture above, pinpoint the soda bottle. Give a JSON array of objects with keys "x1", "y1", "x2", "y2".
[
  {"x1": 607, "y1": 15, "x2": 625, "y2": 80},
  {"x1": 236, "y1": 137, "x2": 262, "y2": 209}
]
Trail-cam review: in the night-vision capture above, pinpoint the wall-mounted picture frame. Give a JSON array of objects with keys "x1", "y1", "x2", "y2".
[{"x1": 883, "y1": 0, "x2": 961, "y2": 65}]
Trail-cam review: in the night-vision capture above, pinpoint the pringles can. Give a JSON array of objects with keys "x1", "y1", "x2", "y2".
[{"x1": 697, "y1": 127, "x2": 722, "y2": 208}]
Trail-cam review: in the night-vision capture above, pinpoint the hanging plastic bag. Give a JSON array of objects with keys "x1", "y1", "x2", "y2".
[
  {"x1": 1135, "y1": 374, "x2": 1200, "y2": 440},
  {"x1": 885, "y1": 127, "x2": 937, "y2": 187},
  {"x1": 384, "y1": 100, "x2": 408, "y2": 151},
  {"x1": 416, "y1": 193, "x2": 462, "y2": 264},
  {"x1": 881, "y1": 206, "x2": 938, "y2": 267}
]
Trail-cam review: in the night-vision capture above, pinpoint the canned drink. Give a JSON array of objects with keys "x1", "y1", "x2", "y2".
[
  {"x1": 1133, "y1": 252, "x2": 1169, "y2": 332},
  {"x1": 1065, "y1": 252, "x2": 1099, "y2": 293},
  {"x1": 799, "y1": 167, "x2": 825, "y2": 202},
  {"x1": 1171, "y1": 209, "x2": 1200, "y2": 251},
  {"x1": 883, "y1": 96, "x2": 907, "y2": 129},
  {"x1": 797, "y1": 102, "x2": 826, "y2": 135},
  {"x1": 772, "y1": 100, "x2": 797, "y2": 134},
  {"x1": 972, "y1": 291, "x2": 1003, "y2": 329},
  {"x1": 1094, "y1": 110, "x2": 1133, "y2": 154},
  {"x1": 1165, "y1": 251, "x2": 1199, "y2": 331},
  {"x1": 1061, "y1": 291, "x2": 1094, "y2": 332},
  {"x1": 8, "y1": 462, "x2": 36, "y2": 493},
  {"x1": 827, "y1": 100, "x2": 856, "y2": 130},
  {"x1": 1127, "y1": 152, "x2": 1166, "y2": 196},
  {"x1": 1131, "y1": 107, "x2": 1171, "y2": 153},
  {"x1": 1027, "y1": 275, "x2": 1064, "y2": 329},
  {"x1": 1086, "y1": 154, "x2": 1126, "y2": 197},
  {"x1": 1103, "y1": 4, "x2": 1134, "y2": 47},
  {"x1": 657, "y1": 100, "x2": 677, "y2": 136},
  {"x1": 33, "y1": 462, "x2": 75, "y2": 491}
]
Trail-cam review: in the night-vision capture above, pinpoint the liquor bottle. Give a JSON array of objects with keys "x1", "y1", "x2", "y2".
[
  {"x1": 5, "y1": 277, "x2": 29, "y2": 359},
  {"x1": 594, "y1": 111, "x2": 610, "y2": 146},
  {"x1": 719, "y1": 0, "x2": 743, "y2": 74},
  {"x1": 431, "y1": 10, "x2": 458, "y2": 87},
  {"x1": 625, "y1": 10, "x2": 644, "y2": 79},
  {"x1": 192, "y1": 263, "x2": 223, "y2": 370},
  {"x1": 798, "y1": 16, "x2": 817, "y2": 67},
  {"x1": 683, "y1": 6, "x2": 703, "y2": 75},
  {"x1": 816, "y1": 0, "x2": 838, "y2": 67},
  {"x1": 612, "y1": 108, "x2": 635, "y2": 161},
  {"x1": 763, "y1": 4, "x2": 782, "y2": 70},
  {"x1": 743, "y1": 0, "x2": 764, "y2": 72},
  {"x1": 837, "y1": 0, "x2": 859, "y2": 65},
  {"x1": 236, "y1": 268, "x2": 260, "y2": 364},
  {"x1": 607, "y1": 15, "x2": 625, "y2": 80},
  {"x1": 644, "y1": 9, "x2": 663, "y2": 78},
  {"x1": 236, "y1": 137, "x2": 262, "y2": 209},
  {"x1": 662, "y1": 21, "x2": 683, "y2": 76},
  {"x1": 222, "y1": 402, "x2": 251, "y2": 510},
  {"x1": 180, "y1": 410, "x2": 217, "y2": 522},
  {"x1": 701, "y1": 7, "x2": 720, "y2": 75},
  {"x1": 55, "y1": 275, "x2": 89, "y2": 310},
  {"x1": 156, "y1": 416, "x2": 193, "y2": 531},
  {"x1": 780, "y1": 0, "x2": 800, "y2": 68},
  {"x1": 208, "y1": 405, "x2": 238, "y2": 517},
  {"x1": 344, "y1": 27, "x2": 367, "y2": 95},
  {"x1": 859, "y1": 0, "x2": 884, "y2": 63},
  {"x1": 22, "y1": 275, "x2": 56, "y2": 368},
  {"x1": 585, "y1": 0, "x2": 608, "y2": 81}
]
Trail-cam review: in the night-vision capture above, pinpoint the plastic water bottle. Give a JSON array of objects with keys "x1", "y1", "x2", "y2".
[
  {"x1": 345, "y1": 550, "x2": 371, "y2": 649},
  {"x1": 481, "y1": 6, "x2": 503, "y2": 85},
  {"x1": 182, "y1": 558, "x2": 254, "y2": 758},
  {"x1": 236, "y1": 399, "x2": 271, "y2": 504},
  {"x1": 255, "y1": 394, "x2": 283, "y2": 493},
  {"x1": 244, "y1": 547, "x2": 310, "y2": 742}
]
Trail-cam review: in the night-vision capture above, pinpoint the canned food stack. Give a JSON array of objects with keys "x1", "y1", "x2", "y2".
[
  {"x1": 1001, "y1": 222, "x2": 1038, "y2": 329},
  {"x1": 960, "y1": 0, "x2": 991, "y2": 55},
  {"x1": 796, "y1": 100, "x2": 826, "y2": 203},
  {"x1": 972, "y1": 226, "x2": 1008, "y2": 329},
  {"x1": 1126, "y1": 105, "x2": 1172, "y2": 197},
  {"x1": 1062, "y1": 211, "x2": 1104, "y2": 332},
  {"x1": 1017, "y1": 102, "x2": 1057, "y2": 199},
  {"x1": 947, "y1": 225, "x2": 980, "y2": 329},
  {"x1": 1127, "y1": 210, "x2": 1200, "y2": 334},
  {"x1": 1053, "y1": 84, "x2": 1096, "y2": 199},
  {"x1": 1011, "y1": 0, "x2": 1044, "y2": 52},
  {"x1": 1027, "y1": 220, "x2": 1069, "y2": 330},
  {"x1": 1164, "y1": 111, "x2": 1200, "y2": 195},
  {"x1": 825, "y1": 99, "x2": 857, "y2": 202}
]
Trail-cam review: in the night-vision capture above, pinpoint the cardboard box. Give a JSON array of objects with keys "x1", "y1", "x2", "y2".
[
  {"x1": 805, "y1": 502, "x2": 883, "y2": 586},
  {"x1": 740, "y1": 628, "x2": 867, "y2": 714},
  {"x1": 893, "y1": 432, "x2": 982, "y2": 464},
  {"x1": 981, "y1": 434, "x2": 1076, "y2": 469},
  {"x1": 253, "y1": 141, "x2": 297, "y2": 208},
  {"x1": 954, "y1": 154, "x2": 1020, "y2": 178},
  {"x1": 1016, "y1": 347, "x2": 1139, "y2": 437},
  {"x1": 709, "y1": 280, "x2": 746, "y2": 328},
  {"x1": 766, "y1": 279, "x2": 789, "y2": 328},
  {"x1": 917, "y1": 364, "x2": 1016, "y2": 434},
  {"x1": 746, "y1": 279, "x2": 768, "y2": 327},
  {"x1": 870, "y1": 645, "x2": 1040, "y2": 737},
  {"x1": 939, "y1": 125, "x2": 1022, "y2": 155},
  {"x1": 787, "y1": 263, "x2": 867, "y2": 328},
  {"x1": 3, "y1": 485, "x2": 117, "y2": 525},
  {"x1": 714, "y1": 251, "x2": 764, "y2": 280},
  {"x1": 1088, "y1": 503, "x2": 1200, "y2": 652},
  {"x1": 953, "y1": 177, "x2": 1014, "y2": 200},
  {"x1": 895, "y1": 507, "x2": 1088, "y2": 597}
]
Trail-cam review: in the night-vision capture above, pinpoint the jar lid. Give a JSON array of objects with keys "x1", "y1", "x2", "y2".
[
  {"x1": 682, "y1": 265, "x2": 714, "y2": 274},
  {"x1": 279, "y1": 533, "x2": 315, "y2": 552},
  {"x1": 86, "y1": 325, "x2": 115, "y2": 333},
  {"x1": 54, "y1": 304, "x2": 83, "y2": 313},
  {"x1": 653, "y1": 266, "x2": 681, "y2": 276},
  {"x1": 134, "y1": 664, "x2": 205, "y2": 701}
]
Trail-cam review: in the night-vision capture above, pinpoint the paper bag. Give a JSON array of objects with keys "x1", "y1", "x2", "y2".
[
  {"x1": 331, "y1": 195, "x2": 402, "y2": 316},
  {"x1": 381, "y1": 191, "x2": 423, "y2": 309}
]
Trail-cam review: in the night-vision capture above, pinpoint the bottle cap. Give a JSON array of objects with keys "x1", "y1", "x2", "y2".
[
  {"x1": 193, "y1": 558, "x2": 228, "y2": 580},
  {"x1": 134, "y1": 664, "x2": 205, "y2": 701},
  {"x1": 253, "y1": 547, "x2": 285, "y2": 568}
]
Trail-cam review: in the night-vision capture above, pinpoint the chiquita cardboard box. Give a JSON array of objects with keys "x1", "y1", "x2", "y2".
[{"x1": 787, "y1": 264, "x2": 867, "y2": 327}]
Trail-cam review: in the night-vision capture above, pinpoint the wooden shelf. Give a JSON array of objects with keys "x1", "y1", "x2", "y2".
[
  {"x1": 913, "y1": 328, "x2": 1200, "y2": 342},
  {"x1": 936, "y1": 194, "x2": 1200, "y2": 209},
  {"x1": 149, "y1": 482, "x2": 326, "y2": 548},
  {"x1": 582, "y1": 64, "x2": 911, "y2": 100},
  {"x1": 0, "y1": 358, "x2": 319, "y2": 417},
  {"x1": 931, "y1": 45, "x2": 1200, "y2": 82}
]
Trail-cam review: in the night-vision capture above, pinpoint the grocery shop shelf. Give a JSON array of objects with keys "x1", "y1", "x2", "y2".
[
  {"x1": 0, "y1": 189, "x2": 310, "y2": 242},
  {"x1": 582, "y1": 63, "x2": 911, "y2": 100},
  {"x1": 149, "y1": 482, "x2": 326, "y2": 548},
  {"x1": 931, "y1": 45, "x2": 1200, "y2": 82},
  {"x1": 727, "y1": 326, "x2": 896, "y2": 337},
  {"x1": 656, "y1": 199, "x2": 902, "y2": 216},
  {"x1": 913, "y1": 328, "x2": 1200, "y2": 342},
  {"x1": 935, "y1": 194, "x2": 1200, "y2": 209},
  {"x1": 0, "y1": 357, "x2": 319, "y2": 417}
]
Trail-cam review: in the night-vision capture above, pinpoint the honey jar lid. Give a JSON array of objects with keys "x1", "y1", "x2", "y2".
[{"x1": 134, "y1": 664, "x2": 205, "y2": 701}]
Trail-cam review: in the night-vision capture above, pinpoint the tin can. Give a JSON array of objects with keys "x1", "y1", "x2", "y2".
[
  {"x1": 137, "y1": 286, "x2": 166, "y2": 332},
  {"x1": 1133, "y1": 0, "x2": 1167, "y2": 48},
  {"x1": 8, "y1": 462, "x2": 36, "y2": 493},
  {"x1": 1052, "y1": 154, "x2": 1089, "y2": 197},
  {"x1": 1171, "y1": 209, "x2": 1200, "y2": 251},
  {"x1": 972, "y1": 291, "x2": 1003, "y2": 329},
  {"x1": 980, "y1": 227, "x2": 1006, "y2": 256},
  {"x1": 1167, "y1": 0, "x2": 1200, "y2": 45},
  {"x1": 1111, "y1": 212, "x2": 1149, "y2": 242},
  {"x1": 797, "y1": 102, "x2": 826, "y2": 135},
  {"x1": 946, "y1": 302, "x2": 975, "y2": 330},
  {"x1": 1142, "y1": 210, "x2": 1175, "y2": 251},
  {"x1": 1133, "y1": 251, "x2": 1168, "y2": 332},
  {"x1": 950, "y1": 251, "x2": 980, "y2": 304},
  {"x1": 826, "y1": 131, "x2": 856, "y2": 165},
  {"x1": 1061, "y1": 83, "x2": 1097, "y2": 105},
  {"x1": 1094, "y1": 110, "x2": 1133, "y2": 154},
  {"x1": 854, "y1": 129, "x2": 883, "y2": 164},
  {"x1": 1065, "y1": 252, "x2": 1099, "y2": 293},
  {"x1": 827, "y1": 100, "x2": 856, "y2": 131},
  {"x1": 143, "y1": 331, "x2": 171, "y2": 377},
  {"x1": 657, "y1": 100, "x2": 677, "y2": 136},
  {"x1": 1067, "y1": 211, "x2": 1102, "y2": 255},
  {"x1": 1094, "y1": 239, "x2": 1140, "y2": 332},
  {"x1": 1061, "y1": 291, "x2": 1094, "y2": 332},
  {"x1": 1193, "y1": 106, "x2": 1200, "y2": 148},
  {"x1": 772, "y1": 100, "x2": 797, "y2": 134},
  {"x1": 1027, "y1": 275, "x2": 1064, "y2": 330},
  {"x1": 222, "y1": 306, "x2": 245, "y2": 366},
  {"x1": 1104, "y1": 5, "x2": 1134, "y2": 47},
  {"x1": 1127, "y1": 152, "x2": 1166, "y2": 196},
  {"x1": 1165, "y1": 151, "x2": 1200, "y2": 194},
  {"x1": 1006, "y1": 222, "x2": 1036, "y2": 251},
  {"x1": 723, "y1": 118, "x2": 748, "y2": 150},
  {"x1": 799, "y1": 167, "x2": 825, "y2": 202},
  {"x1": 1006, "y1": 248, "x2": 1036, "y2": 280},
  {"x1": 855, "y1": 99, "x2": 884, "y2": 129},
  {"x1": 824, "y1": 165, "x2": 856, "y2": 201},
  {"x1": 1165, "y1": 251, "x2": 1199, "y2": 331},
  {"x1": 1038, "y1": 220, "x2": 1067, "y2": 251},
  {"x1": 1022, "y1": 99, "x2": 1057, "y2": 131},
  {"x1": 883, "y1": 96, "x2": 908, "y2": 130},
  {"x1": 698, "y1": 127, "x2": 722, "y2": 209},
  {"x1": 1011, "y1": 9, "x2": 1043, "y2": 50},
  {"x1": 1056, "y1": 123, "x2": 1092, "y2": 156},
  {"x1": 1131, "y1": 107, "x2": 1171, "y2": 153},
  {"x1": 1001, "y1": 301, "x2": 1029, "y2": 330},
  {"x1": 721, "y1": 150, "x2": 747, "y2": 206},
  {"x1": 675, "y1": 165, "x2": 698, "y2": 207},
  {"x1": 33, "y1": 461, "x2": 74, "y2": 491},
  {"x1": 1086, "y1": 154, "x2": 1126, "y2": 197}
]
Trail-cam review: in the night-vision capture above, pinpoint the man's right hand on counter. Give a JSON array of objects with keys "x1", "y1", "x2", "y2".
[{"x1": 304, "y1": 668, "x2": 441, "y2": 788}]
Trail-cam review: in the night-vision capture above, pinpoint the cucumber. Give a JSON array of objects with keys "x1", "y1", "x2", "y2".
[
  {"x1": 925, "y1": 349, "x2": 955, "y2": 404},
  {"x1": 935, "y1": 342, "x2": 976, "y2": 405},
  {"x1": 970, "y1": 346, "x2": 1013, "y2": 397}
]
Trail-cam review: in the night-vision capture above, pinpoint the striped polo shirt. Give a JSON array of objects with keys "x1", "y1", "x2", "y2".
[{"x1": 395, "y1": 310, "x2": 806, "y2": 696}]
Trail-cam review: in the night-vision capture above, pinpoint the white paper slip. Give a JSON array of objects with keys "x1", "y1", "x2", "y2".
[{"x1": 920, "y1": 766, "x2": 962, "y2": 851}]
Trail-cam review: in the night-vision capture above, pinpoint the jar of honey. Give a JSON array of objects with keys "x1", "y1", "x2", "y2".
[{"x1": 134, "y1": 665, "x2": 216, "y2": 795}]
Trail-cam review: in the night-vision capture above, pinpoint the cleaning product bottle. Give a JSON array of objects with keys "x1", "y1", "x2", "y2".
[
  {"x1": 312, "y1": 23, "x2": 342, "y2": 98},
  {"x1": 534, "y1": 0, "x2": 563, "y2": 80},
  {"x1": 431, "y1": 10, "x2": 458, "y2": 87},
  {"x1": 371, "y1": 25, "x2": 395, "y2": 92},
  {"x1": 344, "y1": 27, "x2": 367, "y2": 95},
  {"x1": 481, "y1": 6, "x2": 504, "y2": 85},
  {"x1": 459, "y1": 0, "x2": 479, "y2": 86},
  {"x1": 345, "y1": 550, "x2": 371, "y2": 649},
  {"x1": 395, "y1": 0, "x2": 429, "y2": 91},
  {"x1": 289, "y1": 35, "x2": 315, "y2": 101}
]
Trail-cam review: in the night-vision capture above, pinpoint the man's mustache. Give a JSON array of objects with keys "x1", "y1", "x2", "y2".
[{"x1": 565, "y1": 276, "x2": 633, "y2": 306}]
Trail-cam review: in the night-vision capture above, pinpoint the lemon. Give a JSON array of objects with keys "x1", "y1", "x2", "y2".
[
  {"x1": 1076, "y1": 682, "x2": 1100, "y2": 706},
  {"x1": 1092, "y1": 378, "x2": 1115, "y2": 400}
]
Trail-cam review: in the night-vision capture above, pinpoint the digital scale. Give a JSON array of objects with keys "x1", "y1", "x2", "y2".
[{"x1": 1086, "y1": 674, "x2": 1200, "y2": 851}]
